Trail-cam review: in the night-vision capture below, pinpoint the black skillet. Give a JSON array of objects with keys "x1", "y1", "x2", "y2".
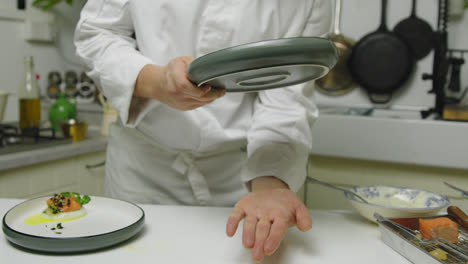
[
  {"x1": 349, "y1": 0, "x2": 414, "y2": 104},
  {"x1": 394, "y1": 0, "x2": 435, "y2": 60}
]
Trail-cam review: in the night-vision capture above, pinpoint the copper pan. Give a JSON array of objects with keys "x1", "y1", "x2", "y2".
[{"x1": 316, "y1": 0, "x2": 356, "y2": 96}]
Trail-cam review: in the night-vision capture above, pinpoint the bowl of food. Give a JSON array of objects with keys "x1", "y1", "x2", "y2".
[{"x1": 345, "y1": 185, "x2": 451, "y2": 223}]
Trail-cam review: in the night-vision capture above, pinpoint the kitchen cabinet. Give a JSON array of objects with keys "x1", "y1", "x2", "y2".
[{"x1": 0, "y1": 151, "x2": 105, "y2": 199}]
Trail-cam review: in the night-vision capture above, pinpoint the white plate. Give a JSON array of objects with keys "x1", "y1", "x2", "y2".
[{"x1": 2, "y1": 196, "x2": 144, "y2": 253}]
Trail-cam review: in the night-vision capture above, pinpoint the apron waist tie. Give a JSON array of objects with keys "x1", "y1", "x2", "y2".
[{"x1": 172, "y1": 152, "x2": 211, "y2": 206}]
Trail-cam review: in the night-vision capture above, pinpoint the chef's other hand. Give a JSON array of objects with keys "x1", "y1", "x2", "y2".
[
  {"x1": 134, "y1": 56, "x2": 225, "y2": 111},
  {"x1": 225, "y1": 176, "x2": 312, "y2": 263}
]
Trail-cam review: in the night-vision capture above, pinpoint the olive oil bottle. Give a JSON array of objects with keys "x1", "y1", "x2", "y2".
[{"x1": 18, "y1": 56, "x2": 41, "y2": 131}]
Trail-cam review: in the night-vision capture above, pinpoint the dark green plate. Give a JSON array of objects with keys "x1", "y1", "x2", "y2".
[
  {"x1": 2, "y1": 196, "x2": 144, "y2": 253},
  {"x1": 188, "y1": 37, "x2": 338, "y2": 92}
]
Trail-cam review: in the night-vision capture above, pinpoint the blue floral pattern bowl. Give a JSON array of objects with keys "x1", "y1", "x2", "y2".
[{"x1": 344, "y1": 186, "x2": 450, "y2": 223}]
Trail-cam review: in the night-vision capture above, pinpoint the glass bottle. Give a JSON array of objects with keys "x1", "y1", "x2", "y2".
[{"x1": 18, "y1": 56, "x2": 41, "y2": 131}]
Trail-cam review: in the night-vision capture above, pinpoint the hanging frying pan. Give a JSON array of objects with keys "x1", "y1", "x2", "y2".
[
  {"x1": 316, "y1": 0, "x2": 356, "y2": 96},
  {"x1": 187, "y1": 37, "x2": 338, "y2": 92},
  {"x1": 349, "y1": 0, "x2": 414, "y2": 104},
  {"x1": 394, "y1": 0, "x2": 435, "y2": 60}
]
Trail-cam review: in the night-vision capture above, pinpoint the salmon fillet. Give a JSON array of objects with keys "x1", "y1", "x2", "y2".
[{"x1": 419, "y1": 217, "x2": 459, "y2": 244}]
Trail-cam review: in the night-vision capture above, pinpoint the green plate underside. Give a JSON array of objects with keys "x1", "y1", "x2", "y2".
[{"x1": 188, "y1": 37, "x2": 338, "y2": 92}]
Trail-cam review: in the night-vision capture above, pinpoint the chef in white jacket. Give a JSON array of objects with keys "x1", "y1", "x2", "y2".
[{"x1": 74, "y1": 0, "x2": 331, "y2": 262}]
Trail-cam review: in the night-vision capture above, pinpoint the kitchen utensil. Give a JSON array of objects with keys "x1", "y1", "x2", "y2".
[
  {"x1": 421, "y1": 0, "x2": 449, "y2": 119},
  {"x1": 46, "y1": 71, "x2": 62, "y2": 99},
  {"x1": 448, "y1": 206, "x2": 468, "y2": 228},
  {"x1": 443, "y1": 103, "x2": 468, "y2": 121},
  {"x1": 447, "y1": 56, "x2": 465, "y2": 92},
  {"x1": 349, "y1": 0, "x2": 414, "y2": 104},
  {"x1": 306, "y1": 176, "x2": 368, "y2": 203},
  {"x1": 346, "y1": 185, "x2": 450, "y2": 223},
  {"x1": 394, "y1": 0, "x2": 435, "y2": 60},
  {"x1": 76, "y1": 72, "x2": 97, "y2": 104},
  {"x1": 2, "y1": 195, "x2": 145, "y2": 253},
  {"x1": 0, "y1": 91, "x2": 8, "y2": 122},
  {"x1": 63, "y1": 71, "x2": 78, "y2": 98},
  {"x1": 376, "y1": 212, "x2": 468, "y2": 264},
  {"x1": 383, "y1": 206, "x2": 468, "y2": 239},
  {"x1": 444, "y1": 181, "x2": 468, "y2": 197},
  {"x1": 315, "y1": 0, "x2": 356, "y2": 96},
  {"x1": 375, "y1": 213, "x2": 422, "y2": 238},
  {"x1": 98, "y1": 93, "x2": 117, "y2": 136},
  {"x1": 59, "y1": 119, "x2": 88, "y2": 142},
  {"x1": 69, "y1": 121, "x2": 87, "y2": 142},
  {"x1": 187, "y1": 37, "x2": 338, "y2": 92}
]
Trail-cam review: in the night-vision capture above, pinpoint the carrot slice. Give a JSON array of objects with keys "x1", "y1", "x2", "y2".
[{"x1": 419, "y1": 217, "x2": 459, "y2": 243}]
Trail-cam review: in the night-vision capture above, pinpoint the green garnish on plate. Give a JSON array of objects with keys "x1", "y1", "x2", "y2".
[{"x1": 60, "y1": 192, "x2": 91, "y2": 206}]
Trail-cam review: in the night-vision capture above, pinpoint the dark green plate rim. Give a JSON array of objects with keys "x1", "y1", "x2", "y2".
[
  {"x1": 188, "y1": 37, "x2": 338, "y2": 90},
  {"x1": 2, "y1": 196, "x2": 145, "y2": 253}
]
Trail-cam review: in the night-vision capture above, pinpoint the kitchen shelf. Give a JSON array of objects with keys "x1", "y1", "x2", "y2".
[{"x1": 310, "y1": 112, "x2": 468, "y2": 170}]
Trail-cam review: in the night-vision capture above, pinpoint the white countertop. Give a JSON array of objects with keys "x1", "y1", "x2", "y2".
[{"x1": 0, "y1": 198, "x2": 411, "y2": 264}]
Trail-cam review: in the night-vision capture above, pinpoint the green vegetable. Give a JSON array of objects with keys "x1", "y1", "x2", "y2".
[
  {"x1": 60, "y1": 192, "x2": 91, "y2": 206},
  {"x1": 43, "y1": 207, "x2": 61, "y2": 215},
  {"x1": 59, "y1": 192, "x2": 91, "y2": 205},
  {"x1": 76, "y1": 195, "x2": 91, "y2": 205}
]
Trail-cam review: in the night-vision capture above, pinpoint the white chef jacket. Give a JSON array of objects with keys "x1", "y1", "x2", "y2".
[{"x1": 74, "y1": 0, "x2": 331, "y2": 206}]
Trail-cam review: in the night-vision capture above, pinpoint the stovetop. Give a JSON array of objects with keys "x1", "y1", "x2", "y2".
[{"x1": 0, "y1": 123, "x2": 72, "y2": 156}]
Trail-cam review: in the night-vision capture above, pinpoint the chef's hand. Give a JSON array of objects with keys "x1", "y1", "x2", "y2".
[
  {"x1": 134, "y1": 56, "x2": 225, "y2": 111},
  {"x1": 226, "y1": 176, "x2": 312, "y2": 263}
]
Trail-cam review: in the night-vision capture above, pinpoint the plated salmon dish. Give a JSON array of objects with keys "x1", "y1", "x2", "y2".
[{"x1": 41, "y1": 192, "x2": 91, "y2": 221}]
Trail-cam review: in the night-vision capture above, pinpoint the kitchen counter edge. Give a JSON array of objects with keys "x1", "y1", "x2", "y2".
[{"x1": 0, "y1": 127, "x2": 107, "y2": 171}]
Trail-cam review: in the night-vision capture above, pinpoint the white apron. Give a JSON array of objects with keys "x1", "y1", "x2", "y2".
[{"x1": 105, "y1": 119, "x2": 248, "y2": 206}]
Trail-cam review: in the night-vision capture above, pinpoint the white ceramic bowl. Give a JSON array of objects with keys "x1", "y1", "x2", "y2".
[{"x1": 345, "y1": 185, "x2": 450, "y2": 223}]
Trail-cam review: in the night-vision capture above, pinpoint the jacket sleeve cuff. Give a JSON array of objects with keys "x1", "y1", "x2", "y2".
[
  {"x1": 97, "y1": 55, "x2": 159, "y2": 128},
  {"x1": 241, "y1": 142, "x2": 309, "y2": 193}
]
